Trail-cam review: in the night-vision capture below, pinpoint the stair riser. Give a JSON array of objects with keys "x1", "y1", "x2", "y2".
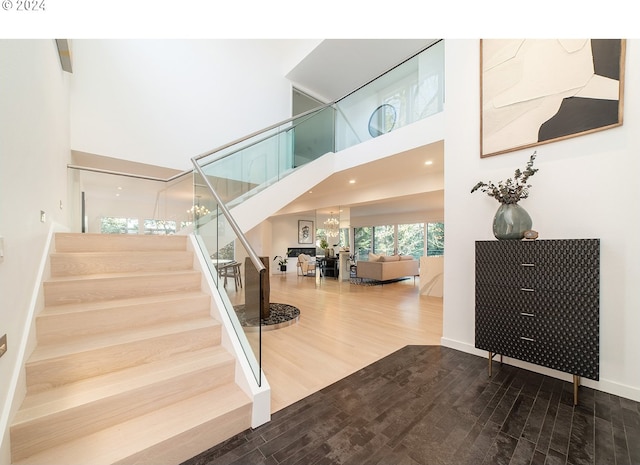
[
  {"x1": 113, "y1": 403, "x2": 252, "y2": 465},
  {"x1": 43, "y1": 272, "x2": 202, "y2": 306},
  {"x1": 36, "y1": 295, "x2": 211, "y2": 344},
  {"x1": 50, "y1": 252, "x2": 194, "y2": 277},
  {"x1": 26, "y1": 326, "x2": 221, "y2": 393},
  {"x1": 11, "y1": 361, "x2": 235, "y2": 462},
  {"x1": 55, "y1": 233, "x2": 188, "y2": 253}
]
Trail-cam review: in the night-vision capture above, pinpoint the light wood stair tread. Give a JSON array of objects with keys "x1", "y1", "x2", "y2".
[
  {"x1": 13, "y1": 384, "x2": 252, "y2": 465},
  {"x1": 39, "y1": 291, "x2": 209, "y2": 317},
  {"x1": 50, "y1": 250, "x2": 192, "y2": 258},
  {"x1": 50, "y1": 251, "x2": 194, "y2": 276},
  {"x1": 14, "y1": 346, "x2": 234, "y2": 424},
  {"x1": 28, "y1": 318, "x2": 220, "y2": 363},
  {"x1": 45, "y1": 269, "x2": 201, "y2": 283}
]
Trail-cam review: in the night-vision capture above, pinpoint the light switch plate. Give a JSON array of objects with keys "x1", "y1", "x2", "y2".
[{"x1": 0, "y1": 334, "x2": 7, "y2": 358}]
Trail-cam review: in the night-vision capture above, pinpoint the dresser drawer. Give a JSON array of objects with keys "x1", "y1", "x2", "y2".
[
  {"x1": 476, "y1": 306, "x2": 566, "y2": 350},
  {"x1": 476, "y1": 307, "x2": 559, "y2": 361},
  {"x1": 475, "y1": 306, "x2": 598, "y2": 379},
  {"x1": 476, "y1": 285, "x2": 599, "y2": 315},
  {"x1": 476, "y1": 263, "x2": 599, "y2": 292},
  {"x1": 476, "y1": 239, "x2": 600, "y2": 269}
]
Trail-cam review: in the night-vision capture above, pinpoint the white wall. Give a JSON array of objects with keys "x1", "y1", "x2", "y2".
[
  {"x1": 269, "y1": 214, "x2": 315, "y2": 275},
  {"x1": 442, "y1": 40, "x2": 640, "y2": 401},
  {"x1": 69, "y1": 39, "x2": 319, "y2": 171},
  {"x1": 350, "y1": 210, "x2": 444, "y2": 228},
  {"x1": 0, "y1": 40, "x2": 72, "y2": 462}
]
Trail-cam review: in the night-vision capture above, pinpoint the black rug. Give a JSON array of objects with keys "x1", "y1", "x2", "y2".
[
  {"x1": 234, "y1": 302, "x2": 300, "y2": 329},
  {"x1": 350, "y1": 277, "x2": 410, "y2": 286}
]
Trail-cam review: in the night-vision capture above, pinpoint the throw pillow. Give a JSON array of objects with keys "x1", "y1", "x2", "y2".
[{"x1": 369, "y1": 252, "x2": 381, "y2": 262}]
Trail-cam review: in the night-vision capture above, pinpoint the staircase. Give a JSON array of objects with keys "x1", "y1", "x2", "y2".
[{"x1": 10, "y1": 233, "x2": 252, "y2": 465}]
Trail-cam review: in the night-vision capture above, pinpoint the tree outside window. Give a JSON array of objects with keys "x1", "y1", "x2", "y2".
[
  {"x1": 373, "y1": 225, "x2": 394, "y2": 255},
  {"x1": 353, "y1": 227, "x2": 372, "y2": 261},
  {"x1": 100, "y1": 217, "x2": 139, "y2": 234},
  {"x1": 427, "y1": 222, "x2": 444, "y2": 256},
  {"x1": 354, "y1": 222, "x2": 443, "y2": 259},
  {"x1": 144, "y1": 219, "x2": 176, "y2": 235},
  {"x1": 397, "y1": 223, "x2": 425, "y2": 258}
]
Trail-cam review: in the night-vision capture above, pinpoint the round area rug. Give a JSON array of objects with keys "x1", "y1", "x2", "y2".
[{"x1": 234, "y1": 302, "x2": 300, "y2": 331}]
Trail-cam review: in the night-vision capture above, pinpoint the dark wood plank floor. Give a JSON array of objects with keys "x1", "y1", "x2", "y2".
[{"x1": 181, "y1": 346, "x2": 640, "y2": 465}]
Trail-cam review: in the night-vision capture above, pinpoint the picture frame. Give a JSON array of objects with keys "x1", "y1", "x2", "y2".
[
  {"x1": 480, "y1": 39, "x2": 625, "y2": 158},
  {"x1": 298, "y1": 220, "x2": 314, "y2": 244}
]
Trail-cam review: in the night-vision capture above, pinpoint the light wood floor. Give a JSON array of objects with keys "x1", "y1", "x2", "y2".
[{"x1": 263, "y1": 273, "x2": 443, "y2": 413}]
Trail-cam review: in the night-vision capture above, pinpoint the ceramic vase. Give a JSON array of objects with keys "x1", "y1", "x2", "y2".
[{"x1": 493, "y1": 203, "x2": 532, "y2": 240}]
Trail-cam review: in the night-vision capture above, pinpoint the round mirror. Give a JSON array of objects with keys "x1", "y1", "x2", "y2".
[{"x1": 368, "y1": 104, "x2": 397, "y2": 137}]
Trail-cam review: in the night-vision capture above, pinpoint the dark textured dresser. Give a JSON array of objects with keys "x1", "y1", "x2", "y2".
[{"x1": 475, "y1": 239, "x2": 600, "y2": 404}]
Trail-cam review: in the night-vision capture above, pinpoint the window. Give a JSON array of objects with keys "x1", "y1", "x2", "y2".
[
  {"x1": 212, "y1": 241, "x2": 235, "y2": 261},
  {"x1": 100, "y1": 217, "x2": 139, "y2": 234},
  {"x1": 397, "y1": 223, "x2": 425, "y2": 259},
  {"x1": 353, "y1": 226, "x2": 372, "y2": 261},
  {"x1": 144, "y1": 219, "x2": 176, "y2": 235},
  {"x1": 427, "y1": 222, "x2": 444, "y2": 256},
  {"x1": 373, "y1": 225, "x2": 394, "y2": 255},
  {"x1": 354, "y1": 221, "x2": 444, "y2": 260}
]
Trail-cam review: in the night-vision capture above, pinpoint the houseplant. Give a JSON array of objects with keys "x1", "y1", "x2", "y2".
[
  {"x1": 319, "y1": 238, "x2": 329, "y2": 256},
  {"x1": 471, "y1": 151, "x2": 539, "y2": 240},
  {"x1": 273, "y1": 255, "x2": 288, "y2": 272}
]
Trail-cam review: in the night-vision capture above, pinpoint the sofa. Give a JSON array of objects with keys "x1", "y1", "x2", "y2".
[{"x1": 355, "y1": 253, "x2": 419, "y2": 282}]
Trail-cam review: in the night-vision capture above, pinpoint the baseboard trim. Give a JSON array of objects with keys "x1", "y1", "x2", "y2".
[
  {"x1": 440, "y1": 337, "x2": 640, "y2": 403},
  {"x1": 0, "y1": 222, "x2": 69, "y2": 463}
]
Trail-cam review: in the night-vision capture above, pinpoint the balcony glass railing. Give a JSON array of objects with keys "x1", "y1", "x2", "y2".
[
  {"x1": 67, "y1": 167, "x2": 195, "y2": 235},
  {"x1": 193, "y1": 40, "x2": 444, "y2": 207}
]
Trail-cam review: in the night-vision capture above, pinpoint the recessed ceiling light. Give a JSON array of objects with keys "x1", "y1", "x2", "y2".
[
  {"x1": 349, "y1": 179, "x2": 356, "y2": 184},
  {"x1": 425, "y1": 161, "x2": 433, "y2": 166},
  {"x1": 308, "y1": 190, "x2": 313, "y2": 194},
  {"x1": 117, "y1": 186, "x2": 123, "y2": 190}
]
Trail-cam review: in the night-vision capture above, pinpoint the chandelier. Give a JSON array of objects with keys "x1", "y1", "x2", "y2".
[
  {"x1": 324, "y1": 212, "x2": 340, "y2": 238},
  {"x1": 187, "y1": 204, "x2": 210, "y2": 219}
]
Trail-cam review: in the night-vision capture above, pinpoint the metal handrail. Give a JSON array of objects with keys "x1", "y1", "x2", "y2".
[
  {"x1": 191, "y1": 101, "x2": 335, "y2": 165},
  {"x1": 67, "y1": 164, "x2": 192, "y2": 183},
  {"x1": 190, "y1": 160, "x2": 266, "y2": 274}
]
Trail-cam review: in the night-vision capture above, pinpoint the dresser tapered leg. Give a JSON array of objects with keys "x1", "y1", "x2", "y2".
[
  {"x1": 488, "y1": 352, "x2": 502, "y2": 377},
  {"x1": 573, "y1": 375, "x2": 580, "y2": 405}
]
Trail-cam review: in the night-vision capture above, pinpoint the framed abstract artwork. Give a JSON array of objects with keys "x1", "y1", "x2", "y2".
[
  {"x1": 298, "y1": 220, "x2": 314, "y2": 244},
  {"x1": 480, "y1": 39, "x2": 625, "y2": 158}
]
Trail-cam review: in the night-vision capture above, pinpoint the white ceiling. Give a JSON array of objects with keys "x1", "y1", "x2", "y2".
[
  {"x1": 276, "y1": 142, "x2": 444, "y2": 220},
  {"x1": 281, "y1": 39, "x2": 444, "y2": 220},
  {"x1": 286, "y1": 39, "x2": 438, "y2": 102}
]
